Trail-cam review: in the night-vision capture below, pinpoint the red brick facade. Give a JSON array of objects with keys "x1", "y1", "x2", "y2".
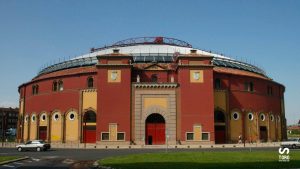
[{"x1": 17, "y1": 45, "x2": 287, "y2": 145}]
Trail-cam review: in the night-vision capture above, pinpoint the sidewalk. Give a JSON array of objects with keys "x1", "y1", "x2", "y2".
[{"x1": 0, "y1": 142, "x2": 281, "y2": 149}]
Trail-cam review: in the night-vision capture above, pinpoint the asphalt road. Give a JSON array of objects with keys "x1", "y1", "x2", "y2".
[{"x1": 0, "y1": 147, "x2": 296, "y2": 169}]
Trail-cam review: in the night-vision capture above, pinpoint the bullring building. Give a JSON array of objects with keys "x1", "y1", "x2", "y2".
[{"x1": 17, "y1": 37, "x2": 287, "y2": 145}]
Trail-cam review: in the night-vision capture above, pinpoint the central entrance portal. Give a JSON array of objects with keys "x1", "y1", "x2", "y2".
[{"x1": 145, "y1": 113, "x2": 165, "y2": 145}]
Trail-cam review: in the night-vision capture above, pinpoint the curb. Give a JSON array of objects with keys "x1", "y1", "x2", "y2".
[
  {"x1": 0, "y1": 156, "x2": 29, "y2": 165},
  {"x1": 1, "y1": 145, "x2": 281, "y2": 149}
]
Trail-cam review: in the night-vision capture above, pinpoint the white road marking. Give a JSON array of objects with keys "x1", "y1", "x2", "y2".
[
  {"x1": 62, "y1": 159, "x2": 74, "y2": 164},
  {"x1": 31, "y1": 158, "x2": 40, "y2": 161},
  {"x1": 2, "y1": 164, "x2": 14, "y2": 168},
  {"x1": 43, "y1": 156, "x2": 59, "y2": 159},
  {"x1": 12, "y1": 162, "x2": 23, "y2": 165}
]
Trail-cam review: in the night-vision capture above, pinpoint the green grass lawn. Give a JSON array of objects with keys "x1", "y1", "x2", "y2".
[
  {"x1": 0, "y1": 156, "x2": 21, "y2": 163},
  {"x1": 99, "y1": 151, "x2": 300, "y2": 169}
]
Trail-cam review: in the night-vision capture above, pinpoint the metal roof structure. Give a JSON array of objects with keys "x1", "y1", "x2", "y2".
[
  {"x1": 37, "y1": 37, "x2": 266, "y2": 77},
  {"x1": 91, "y1": 37, "x2": 192, "y2": 52}
]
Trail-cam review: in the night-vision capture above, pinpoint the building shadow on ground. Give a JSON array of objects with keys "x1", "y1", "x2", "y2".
[{"x1": 101, "y1": 160, "x2": 300, "y2": 169}]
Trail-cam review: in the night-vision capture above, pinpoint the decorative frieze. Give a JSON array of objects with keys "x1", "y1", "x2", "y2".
[
  {"x1": 133, "y1": 83, "x2": 178, "y2": 88},
  {"x1": 82, "y1": 88, "x2": 97, "y2": 93}
]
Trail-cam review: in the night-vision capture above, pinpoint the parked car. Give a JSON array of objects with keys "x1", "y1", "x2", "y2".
[
  {"x1": 280, "y1": 138, "x2": 300, "y2": 149},
  {"x1": 16, "y1": 140, "x2": 51, "y2": 152}
]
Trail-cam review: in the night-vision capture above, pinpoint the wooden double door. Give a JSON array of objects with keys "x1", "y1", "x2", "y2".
[
  {"x1": 145, "y1": 113, "x2": 165, "y2": 145},
  {"x1": 260, "y1": 126, "x2": 268, "y2": 142},
  {"x1": 215, "y1": 125, "x2": 226, "y2": 144},
  {"x1": 39, "y1": 126, "x2": 47, "y2": 141},
  {"x1": 83, "y1": 125, "x2": 96, "y2": 143}
]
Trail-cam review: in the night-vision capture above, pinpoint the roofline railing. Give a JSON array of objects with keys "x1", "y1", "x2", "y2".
[{"x1": 90, "y1": 37, "x2": 193, "y2": 53}]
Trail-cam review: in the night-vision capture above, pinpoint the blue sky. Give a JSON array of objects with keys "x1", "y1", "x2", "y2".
[{"x1": 0, "y1": 0, "x2": 299, "y2": 125}]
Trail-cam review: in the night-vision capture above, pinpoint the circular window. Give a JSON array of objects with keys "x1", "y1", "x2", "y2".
[
  {"x1": 41, "y1": 114, "x2": 46, "y2": 121},
  {"x1": 232, "y1": 112, "x2": 239, "y2": 120},
  {"x1": 260, "y1": 113, "x2": 265, "y2": 121},
  {"x1": 248, "y1": 112, "x2": 254, "y2": 121},
  {"x1": 69, "y1": 112, "x2": 75, "y2": 120},
  {"x1": 53, "y1": 113, "x2": 60, "y2": 121},
  {"x1": 25, "y1": 115, "x2": 29, "y2": 122},
  {"x1": 270, "y1": 114, "x2": 274, "y2": 121},
  {"x1": 31, "y1": 115, "x2": 36, "y2": 122}
]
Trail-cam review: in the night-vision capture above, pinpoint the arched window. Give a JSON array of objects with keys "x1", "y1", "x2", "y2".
[
  {"x1": 53, "y1": 81, "x2": 58, "y2": 91},
  {"x1": 58, "y1": 80, "x2": 63, "y2": 91},
  {"x1": 214, "y1": 110, "x2": 225, "y2": 122},
  {"x1": 215, "y1": 78, "x2": 221, "y2": 89},
  {"x1": 151, "y1": 74, "x2": 158, "y2": 83},
  {"x1": 32, "y1": 84, "x2": 39, "y2": 95},
  {"x1": 87, "y1": 77, "x2": 94, "y2": 88},
  {"x1": 84, "y1": 111, "x2": 96, "y2": 123}
]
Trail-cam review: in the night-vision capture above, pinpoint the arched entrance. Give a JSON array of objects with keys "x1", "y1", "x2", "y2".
[
  {"x1": 259, "y1": 126, "x2": 268, "y2": 142},
  {"x1": 214, "y1": 110, "x2": 226, "y2": 144},
  {"x1": 83, "y1": 111, "x2": 96, "y2": 143},
  {"x1": 145, "y1": 113, "x2": 165, "y2": 145}
]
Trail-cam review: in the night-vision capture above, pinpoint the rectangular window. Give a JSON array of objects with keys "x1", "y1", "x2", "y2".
[
  {"x1": 249, "y1": 82, "x2": 254, "y2": 92},
  {"x1": 244, "y1": 82, "x2": 249, "y2": 91},
  {"x1": 202, "y1": 133, "x2": 209, "y2": 141},
  {"x1": 215, "y1": 78, "x2": 221, "y2": 89},
  {"x1": 244, "y1": 82, "x2": 254, "y2": 92},
  {"x1": 117, "y1": 132, "x2": 125, "y2": 141},
  {"x1": 267, "y1": 86, "x2": 273, "y2": 96},
  {"x1": 101, "y1": 132, "x2": 109, "y2": 141},
  {"x1": 186, "y1": 132, "x2": 194, "y2": 141}
]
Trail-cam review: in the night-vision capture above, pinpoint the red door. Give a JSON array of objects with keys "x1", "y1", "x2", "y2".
[
  {"x1": 215, "y1": 126, "x2": 226, "y2": 144},
  {"x1": 146, "y1": 123, "x2": 165, "y2": 145},
  {"x1": 39, "y1": 126, "x2": 47, "y2": 141},
  {"x1": 83, "y1": 126, "x2": 96, "y2": 143}
]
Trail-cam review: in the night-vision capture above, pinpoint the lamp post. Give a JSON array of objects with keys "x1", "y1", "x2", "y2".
[{"x1": 84, "y1": 114, "x2": 87, "y2": 149}]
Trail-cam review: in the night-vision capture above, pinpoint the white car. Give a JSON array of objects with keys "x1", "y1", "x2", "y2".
[
  {"x1": 281, "y1": 138, "x2": 300, "y2": 149},
  {"x1": 16, "y1": 140, "x2": 51, "y2": 152}
]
